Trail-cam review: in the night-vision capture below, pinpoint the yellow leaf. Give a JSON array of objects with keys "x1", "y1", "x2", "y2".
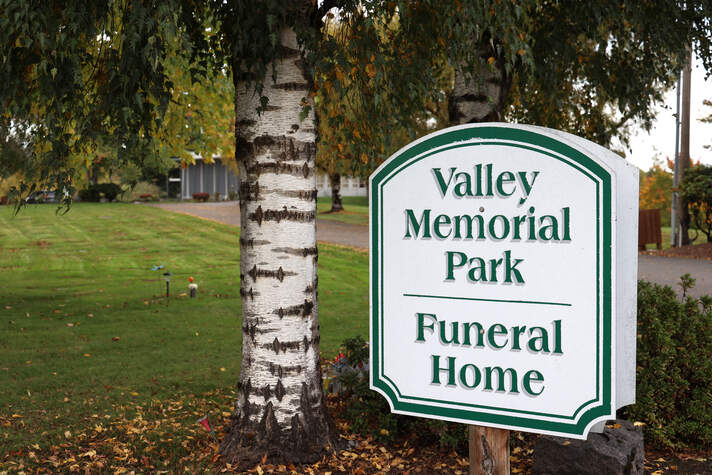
[
  {"x1": 487, "y1": 57, "x2": 495, "y2": 65},
  {"x1": 365, "y1": 63, "x2": 377, "y2": 78}
]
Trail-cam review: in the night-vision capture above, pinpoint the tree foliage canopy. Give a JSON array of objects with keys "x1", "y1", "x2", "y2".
[{"x1": 2, "y1": 1, "x2": 712, "y2": 204}]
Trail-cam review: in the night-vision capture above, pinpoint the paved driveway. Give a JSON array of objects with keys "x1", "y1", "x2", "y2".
[{"x1": 149, "y1": 202, "x2": 711, "y2": 297}]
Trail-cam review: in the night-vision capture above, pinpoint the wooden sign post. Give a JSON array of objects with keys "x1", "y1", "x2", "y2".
[
  {"x1": 369, "y1": 124, "x2": 638, "y2": 472},
  {"x1": 469, "y1": 426, "x2": 509, "y2": 475}
]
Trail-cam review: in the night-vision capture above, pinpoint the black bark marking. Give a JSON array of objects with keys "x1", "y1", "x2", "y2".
[
  {"x1": 453, "y1": 93, "x2": 490, "y2": 102},
  {"x1": 240, "y1": 181, "x2": 260, "y2": 201},
  {"x1": 249, "y1": 205, "x2": 315, "y2": 225},
  {"x1": 275, "y1": 379, "x2": 286, "y2": 401},
  {"x1": 278, "y1": 189, "x2": 318, "y2": 201},
  {"x1": 242, "y1": 322, "x2": 258, "y2": 343},
  {"x1": 246, "y1": 161, "x2": 314, "y2": 178},
  {"x1": 274, "y1": 299, "x2": 313, "y2": 318},
  {"x1": 290, "y1": 414, "x2": 308, "y2": 451},
  {"x1": 237, "y1": 119, "x2": 256, "y2": 128},
  {"x1": 258, "y1": 402, "x2": 281, "y2": 444},
  {"x1": 262, "y1": 384, "x2": 272, "y2": 401},
  {"x1": 242, "y1": 379, "x2": 252, "y2": 418},
  {"x1": 272, "y1": 81, "x2": 310, "y2": 91},
  {"x1": 248, "y1": 264, "x2": 296, "y2": 282},
  {"x1": 303, "y1": 335, "x2": 309, "y2": 353},
  {"x1": 239, "y1": 237, "x2": 271, "y2": 248},
  {"x1": 266, "y1": 339, "x2": 302, "y2": 353},
  {"x1": 254, "y1": 135, "x2": 277, "y2": 147},
  {"x1": 272, "y1": 246, "x2": 318, "y2": 257},
  {"x1": 240, "y1": 287, "x2": 256, "y2": 300},
  {"x1": 303, "y1": 299, "x2": 313, "y2": 317}
]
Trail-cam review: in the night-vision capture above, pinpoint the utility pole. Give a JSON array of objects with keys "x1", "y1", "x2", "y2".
[
  {"x1": 677, "y1": 47, "x2": 693, "y2": 246},
  {"x1": 671, "y1": 75, "x2": 681, "y2": 247}
]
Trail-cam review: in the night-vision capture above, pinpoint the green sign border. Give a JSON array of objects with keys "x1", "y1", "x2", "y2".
[{"x1": 370, "y1": 125, "x2": 612, "y2": 437}]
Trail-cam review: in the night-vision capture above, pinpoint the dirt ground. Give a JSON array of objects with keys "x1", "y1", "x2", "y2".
[{"x1": 643, "y1": 242, "x2": 712, "y2": 261}]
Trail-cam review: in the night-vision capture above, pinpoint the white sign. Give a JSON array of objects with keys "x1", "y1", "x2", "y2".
[{"x1": 369, "y1": 124, "x2": 638, "y2": 438}]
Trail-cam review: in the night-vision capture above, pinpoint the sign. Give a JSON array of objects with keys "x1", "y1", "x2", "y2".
[{"x1": 369, "y1": 124, "x2": 638, "y2": 438}]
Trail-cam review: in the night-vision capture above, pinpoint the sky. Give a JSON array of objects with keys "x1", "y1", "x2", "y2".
[{"x1": 625, "y1": 53, "x2": 712, "y2": 172}]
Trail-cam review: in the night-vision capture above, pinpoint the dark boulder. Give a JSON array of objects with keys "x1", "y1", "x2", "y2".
[{"x1": 532, "y1": 420, "x2": 644, "y2": 475}]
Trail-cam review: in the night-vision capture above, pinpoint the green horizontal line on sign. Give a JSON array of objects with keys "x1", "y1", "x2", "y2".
[{"x1": 402, "y1": 293, "x2": 572, "y2": 307}]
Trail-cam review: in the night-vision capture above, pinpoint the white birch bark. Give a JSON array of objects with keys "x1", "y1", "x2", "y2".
[
  {"x1": 221, "y1": 27, "x2": 331, "y2": 463},
  {"x1": 449, "y1": 53, "x2": 509, "y2": 125}
]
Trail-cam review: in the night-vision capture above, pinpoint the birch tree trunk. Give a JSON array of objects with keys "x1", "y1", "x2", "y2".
[
  {"x1": 329, "y1": 173, "x2": 343, "y2": 212},
  {"x1": 220, "y1": 27, "x2": 332, "y2": 464},
  {"x1": 448, "y1": 52, "x2": 510, "y2": 125}
]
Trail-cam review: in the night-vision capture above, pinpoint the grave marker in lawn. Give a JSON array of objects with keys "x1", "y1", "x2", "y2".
[{"x1": 369, "y1": 124, "x2": 638, "y2": 468}]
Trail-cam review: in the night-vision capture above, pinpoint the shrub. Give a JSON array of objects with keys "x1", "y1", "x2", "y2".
[
  {"x1": 192, "y1": 192, "x2": 210, "y2": 202},
  {"x1": 228, "y1": 190, "x2": 238, "y2": 201},
  {"x1": 138, "y1": 193, "x2": 156, "y2": 202},
  {"x1": 94, "y1": 183, "x2": 122, "y2": 201},
  {"x1": 622, "y1": 277, "x2": 712, "y2": 449},
  {"x1": 78, "y1": 183, "x2": 123, "y2": 202}
]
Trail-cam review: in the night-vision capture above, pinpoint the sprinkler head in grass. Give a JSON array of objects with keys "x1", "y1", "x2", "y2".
[
  {"x1": 188, "y1": 276, "x2": 198, "y2": 298},
  {"x1": 162, "y1": 272, "x2": 172, "y2": 298}
]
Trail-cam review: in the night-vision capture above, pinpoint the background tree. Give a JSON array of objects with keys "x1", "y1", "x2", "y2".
[
  {"x1": 639, "y1": 158, "x2": 674, "y2": 227},
  {"x1": 679, "y1": 164, "x2": 712, "y2": 242}
]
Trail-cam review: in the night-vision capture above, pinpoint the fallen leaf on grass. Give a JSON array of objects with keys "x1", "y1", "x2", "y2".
[{"x1": 112, "y1": 336, "x2": 120, "y2": 342}]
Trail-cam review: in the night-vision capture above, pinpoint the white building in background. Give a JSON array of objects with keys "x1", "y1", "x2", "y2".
[
  {"x1": 176, "y1": 156, "x2": 240, "y2": 200},
  {"x1": 174, "y1": 156, "x2": 366, "y2": 200},
  {"x1": 315, "y1": 173, "x2": 367, "y2": 197}
]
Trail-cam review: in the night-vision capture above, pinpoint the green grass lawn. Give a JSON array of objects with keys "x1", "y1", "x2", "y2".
[
  {"x1": 316, "y1": 196, "x2": 368, "y2": 226},
  {"x1": 0, "y1": 203, "x2": 368, "y2": 468}
]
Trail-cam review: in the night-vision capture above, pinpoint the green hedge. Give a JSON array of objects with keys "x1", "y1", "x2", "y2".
[{"x1": 623, "y1": 278, "x2": 712, "y2": 449}]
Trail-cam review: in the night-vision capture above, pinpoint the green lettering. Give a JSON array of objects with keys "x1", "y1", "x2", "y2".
[
  {"x1": 446, "y1": 251, "x2": 467, "y2": 280},
  {"x1": 431, "y1": 355, "x2": 456, "y2": 385},
  {"x1": 484, "y1": 366, "x2": 519, "y2": 393},
  {"x1": 459, "y1": 364, "x2": 482, "y2": 388},
  {"x1": 434, "y1": 214, "x2": 452, "y2": 239},
  {"x1": 488, "y1": 323, "x2": 508, "y2": 349},
  {"x1": 466, "y1": 257, "x2": 487, "y2": 282},
  {"x1": 416, "y1": 313, "x2": 437, "y2": 342},
  {"x1": 404, "y1": 209, "x2": 431, "y2": 238},
  {"x1": 496, "y1": 171, "x2": 515, "y2": 196},
  {"x1": 462, "y1": 322, "x2": 485, "y2": 347},
  {"x1": 523, "y1": 369, "x2": 545, "y2": 395},
  {"x1": 528, "y1": 327, "x2": 550, "y2": 352}
]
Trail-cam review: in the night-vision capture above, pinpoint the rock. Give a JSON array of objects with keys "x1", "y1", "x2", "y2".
[{"x1": 532, "y1": 420, "x2": 644, "y2": 475}]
